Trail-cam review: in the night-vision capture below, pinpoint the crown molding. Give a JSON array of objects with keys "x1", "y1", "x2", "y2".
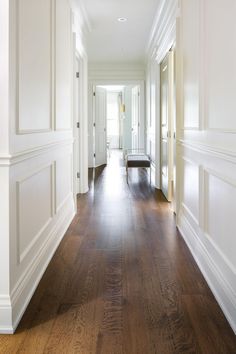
[
  {"x1": 146, "y1": 0, "x2": 167, "y2": 55},
  {"x1": 146, "y1": 0, "x2": 178, "y2": 61},
  {"x1": 70, "y1": 0, "x2": 91, "y2": 33}
]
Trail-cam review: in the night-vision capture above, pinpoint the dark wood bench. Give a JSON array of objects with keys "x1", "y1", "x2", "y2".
[{"x1": 126, "y1": 153, "x2": 151, "y2": 183}]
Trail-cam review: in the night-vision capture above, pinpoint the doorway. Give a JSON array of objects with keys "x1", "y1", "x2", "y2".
[{"x1": 91, "y1": 84, "x2": 144, "y2": 168}]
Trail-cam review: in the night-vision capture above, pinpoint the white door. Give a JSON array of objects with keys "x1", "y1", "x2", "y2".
[
  {"x1": 74, "y1": 56, "x2": 80, "y2": 194},
  {"x1": 131, "y1": 86, "x2": 140, "y2": 151},
  {"x1": 95, "y1": 87, "x2": 107, "y2": 166},
  {"x1": 160, "y1": 52, "x2": 174, "y2": 202}
]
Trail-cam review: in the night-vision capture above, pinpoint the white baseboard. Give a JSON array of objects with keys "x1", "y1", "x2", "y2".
[
  {"x1": 0, "y1": 296, "x2": 13, "y2": 334},
  {"x1": 0, "y1": 199, "x2": 75, "y2": 334},
  {"x1": 178, "y1": 213, "x2": 236, "y2": 334}
]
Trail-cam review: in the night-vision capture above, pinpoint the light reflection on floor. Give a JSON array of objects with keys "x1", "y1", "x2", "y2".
[{"x1": 103, "y1": 149, "x2": 126, "y2": 198}]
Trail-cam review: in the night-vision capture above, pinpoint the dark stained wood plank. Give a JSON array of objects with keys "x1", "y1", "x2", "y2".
[{"x1": 183, "y1": 294, "x2": 236, "y2": 354}]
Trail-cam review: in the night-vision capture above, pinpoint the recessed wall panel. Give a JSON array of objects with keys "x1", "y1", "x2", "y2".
[
  {"x1": 18, "y1": 0, "x2": 51, "y2": 133},
  {"x1": 206, "y1": 172, "x2": 236, "y2": 269},
  {"x1": 55, "y1": 0, "x2": 72, "y2": 130},
  {"x1": 56, "y1": 154, "x2": 72, "y2": 211},
  {"x1": 205, "y1": 0, "x2": 236, "y2": 131},
  {"x1": 18, "y1": 165, "x2": 53, "y2": 263},
  {"x1": 182, "y1": 0, "x2": 200, "y2": 129},
  {"x1": 182, "y1": 159, "x2": 199, "y2": 223}
]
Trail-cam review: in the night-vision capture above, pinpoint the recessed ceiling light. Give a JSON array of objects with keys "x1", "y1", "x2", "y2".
[{"x1": 118, "y1": 17, "x2": 127, "y2": 22}]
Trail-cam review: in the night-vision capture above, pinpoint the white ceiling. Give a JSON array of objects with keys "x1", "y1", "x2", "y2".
[{"x1": 79, "y1": 0, "x2": 159, "y2": 63}]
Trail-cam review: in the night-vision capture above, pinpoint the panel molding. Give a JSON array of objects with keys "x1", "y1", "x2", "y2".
[
  {"x1": 180, "y1": 0, "x2": 205, "y2": 131},
  {"x1": 179, "y1": 139, "x2": 236, "y2": 165},
  {"x1": 181, "y1": 156, "x2": 200, "y2": 226},
  {"x1": 56, "y1": 192, "x2": 73, "y2": 214},
  {"x1": 15, "y1": 0, "x2": 54, "y2": 134},
  {"x1": 203, "y1": 167, "x2": 236, "y2": 274},
  {"x1": 0, "y1": 138, "x2": 74, "y2": 167},
  {"x1": 7, "y1": 198, "x2": 75, "y2": 334},
  {"x1": 54, "y1": 0, "x2": 73, "y2": 131},
  {"x1": 202, "y1": 0, "x2": 236, "y2": 134},
  {"x1": 16, "y1": 162, "x2": 56, "y2": 264},
  {"x1": 181, "y1": 202, "x2": 199, "y2": 226}
]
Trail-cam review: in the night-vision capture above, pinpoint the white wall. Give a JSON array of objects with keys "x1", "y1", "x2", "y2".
[
  {"x1": 0, "y1": 0, "x2": 88, "y2": 333},
  {"x1": 176, "y1": 0, "x2": 236, "y2": 334},
  {"x1": 88, "y1": 63, "x2": 146, "y2": 82},
  {"x1": 146, "y1": 0, "x2": 236, "y2": 334}
]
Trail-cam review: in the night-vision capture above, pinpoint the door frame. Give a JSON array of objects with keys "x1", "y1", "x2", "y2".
[
  {"x1": 131, "y1": 85, "x2": 141, "y2": 151},
  {"x1": 73, "y1": 45, "x2": 89, "y2": 197},
  {"x1": 94, "y1": 86, "x2": 107, "y2": 167},
  {"x1": 89, "y1": 80, "x2": 145, "y2": 168},
  {"x1": 74, "y1": 54, "x2": 81, "y2": 196},
  {"x1": 160, "y1": 50, "x2": 175, "y2": 202}
]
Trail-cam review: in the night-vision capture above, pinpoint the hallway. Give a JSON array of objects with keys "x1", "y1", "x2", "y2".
[{"x1": 1, "y1": 152, "x2": 235, "y2": 353}]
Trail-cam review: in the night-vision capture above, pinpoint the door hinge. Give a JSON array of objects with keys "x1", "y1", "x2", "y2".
[
  {"x1": 77, "y1": 122, "x2": 80, "y2": 128},
  {"x1": 93, "y1": 92, "x2": 96, "y2": 96},
  {"x1": 76, "y1": 72, "x2": 79, "y2": 78},
  {"x1": 77, "y1": 172, "x2": 80, "y2": 179},
  {"x1": 94, "y1": 153, "x2": 96, "y2": 158}
]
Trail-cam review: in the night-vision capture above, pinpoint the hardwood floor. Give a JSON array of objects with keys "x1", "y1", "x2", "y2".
[{"x1": 1, "y1": 150, "x2": 236, "y2": 354}]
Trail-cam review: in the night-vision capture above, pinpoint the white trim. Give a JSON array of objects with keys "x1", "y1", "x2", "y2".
[
  {"x1": 69, "y1": 0, "x2": 91, "y2": 35},
  {"x1": 89, "y1": 80, "x2": 146, "y2": 169},
  {"x1": 0, "y1": 139, "x2": 74, "y2": 167},
  {"x1": 0, "y1": 199, "x2": 75, "y2": 334},
  {"x1": 178, "y1": 139, "x2": 236, "y2": 165},
  {"x1": 15, "y1": 0, "x2": 54, "y2": 134},
  {"x1": 16, "y1": 162, "x2": 55, "y2": 264},
  {"x1": 146, "y1": 0, "x2": 178, "y2": 62},
  {"x1": 178, "y1": 213, "x2": 236, "y2": 335}
]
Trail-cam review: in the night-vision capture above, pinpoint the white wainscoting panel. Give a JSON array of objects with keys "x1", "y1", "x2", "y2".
[
  {"x1": 204, "y1": 0, "x2": 236, "y2": 132},
  {"x1": 8, "y1": 145, "x2": 75, "y2": 333},
  {"x1": 205, "y1": 170, "x2": 236, "y2": 270},
  {"x1": 0, "y1": 0, "x2": 88, "y2": 334},
  {"x1": 55, "y1": 0, "x2": 72, "y2": 130},
  {"x1": 182, "y1": 157, "x2": 199, "y2": 224},
  {"x1": 181, "y1": 0, "x2": 200, "y2": 129},
  {"x1": 56, "y1": 154, "x2": 73, "y2": 212},
  {"x1": 17, "y1": 163, "x2": 54, "y2": 264},
  {"x1": 17, "y1": 0, "x2": 52, "y2": 133}
]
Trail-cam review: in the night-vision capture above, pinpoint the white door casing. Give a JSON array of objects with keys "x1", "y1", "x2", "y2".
[
  {"x1": 95, "y1": 87, "x2": 107, "y2": 166},
  {"x1": 160, "y1": 51, "x2": 174, "y2": 202},
  {"x1": 131, "y1": 86, "x2": 140, "y2": 151},
  {"x1": 74, "y1": 55, "x2": 80, "y2": 195}
]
